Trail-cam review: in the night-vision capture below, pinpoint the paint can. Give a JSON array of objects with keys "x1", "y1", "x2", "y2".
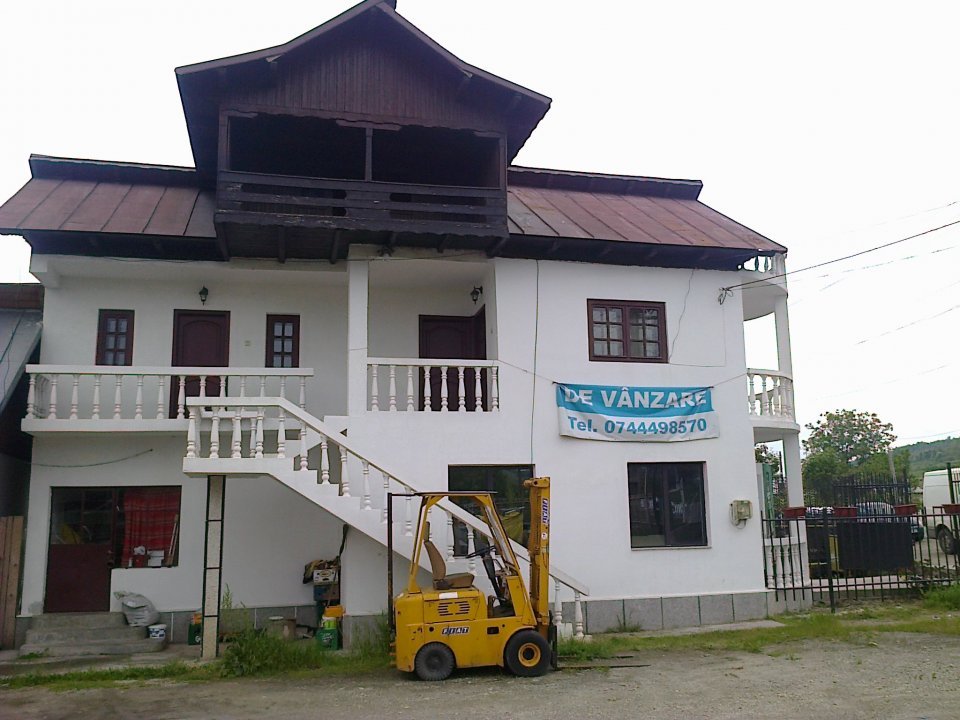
[{"x1": 147, "y1": 624, "x2": 167, "y2": 644}]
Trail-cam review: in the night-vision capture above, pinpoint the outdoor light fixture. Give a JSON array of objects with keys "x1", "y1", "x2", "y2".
[
  {"x1": 198, "y1": 286, "x2": 209, "y2": 305},
  {"x1": 470, "y1": 285, "x2": 483, "y2": 304}
]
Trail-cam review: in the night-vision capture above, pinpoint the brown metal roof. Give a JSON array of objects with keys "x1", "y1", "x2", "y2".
[
  {"x1": 506, "y1": 185, "x2": 782, "y2": 253},
  {"x1": 0, "y1": 156, "x2": 784, "y2": 262},
  {"x1": 0, "y1": 158, "x2": 215, "y2": 239}
]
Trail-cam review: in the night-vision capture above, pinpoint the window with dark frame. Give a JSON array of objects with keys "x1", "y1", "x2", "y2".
[
  {"x1": 448, "y1": 465, "x2": 534, "y2": 556},
  {"x1": 627, "y1": 462, "x2": 707, "y2": 548},
  {"x1": 588, "y1": 300, "x2": 666, "y2": 362},
  {"x1": 96, "y1": 310, "x2": 134, "y2": 366},
  {"x1": 266, "y1": 315, "x2": 300, "y2": 368}
]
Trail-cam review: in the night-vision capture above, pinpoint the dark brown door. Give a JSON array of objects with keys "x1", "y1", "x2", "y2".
[
  {"x1": 419, "y1": 308, "x2": 486, "y2": 411},
  {"x1": 171, "y1": 310, "x2": 230, "y2": 414},
  {"x1": 45, "y1": 488, "x2": 118, "y2": 613}
]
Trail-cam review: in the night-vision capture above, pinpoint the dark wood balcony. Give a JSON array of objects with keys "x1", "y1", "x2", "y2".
[{"x1": 214, "y1": 170, "x2": 507, "y2": 261}]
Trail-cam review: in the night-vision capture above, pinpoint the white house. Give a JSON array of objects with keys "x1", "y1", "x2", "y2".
[{"x1": 0, "y1": 0, "x2": 803, "y2": 654}]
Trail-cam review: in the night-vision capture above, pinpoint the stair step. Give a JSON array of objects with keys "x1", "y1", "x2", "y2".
[
  {"x1": 26, "y1": 625, "x2": 147, "y2": 644},
  {"x1": 29, "y1": 612, "x2": 127, "y2": 631},
  {"x1": 18, "y1": 638, "x2": 164, "y2": 658}
]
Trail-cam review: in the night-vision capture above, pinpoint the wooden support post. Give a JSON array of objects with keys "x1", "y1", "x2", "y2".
[{"x1": 201, "y1": 476, "x2": 226, "y2": 660}]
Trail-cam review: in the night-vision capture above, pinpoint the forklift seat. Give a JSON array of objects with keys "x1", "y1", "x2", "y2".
[{"x1": 423, "y1": 527, "x2": 474, "y2": 590}]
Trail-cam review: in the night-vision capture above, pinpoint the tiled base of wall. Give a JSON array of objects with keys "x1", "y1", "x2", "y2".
[
  {"x1": 560, "y1": 590, "x2": 813, "y2": 634},
  {"x1": 15, "y1": 605, "x2": 319, "y2": 648},
  {"x1": 14, "y1": 591, "x2": 813, "y2": 648}
]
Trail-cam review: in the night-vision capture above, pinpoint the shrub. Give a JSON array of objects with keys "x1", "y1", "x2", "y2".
[{"x1": 923, "y1": 584, "x2": 960, "y2": 611}]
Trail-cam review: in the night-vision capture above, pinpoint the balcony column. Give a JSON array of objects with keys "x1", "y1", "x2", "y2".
[
  {"x1": 347, "y1": 260, "x2": 369, "y2": 415},
  {"x1": 774, "y1": 295, "x2": 793, "y2": 377},
  {"x1": 782, "y1": 433, "x2": 804, "y2": 507}
]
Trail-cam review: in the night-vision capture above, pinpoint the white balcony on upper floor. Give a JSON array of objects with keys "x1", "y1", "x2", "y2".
[
  {"x1": 21, "y1": 365, "x2": 312, "y2": 433},
  {"x1": 747, "y1": 367, "x2": 799, "y2": 442},
  {"x1": 740, "y1": 254, "x2": 787, "y2": 321}
]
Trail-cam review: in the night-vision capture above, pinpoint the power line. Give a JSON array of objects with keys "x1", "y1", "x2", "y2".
[{"x1": 724, "y1": 216, "x2": 960, "y2": 293}]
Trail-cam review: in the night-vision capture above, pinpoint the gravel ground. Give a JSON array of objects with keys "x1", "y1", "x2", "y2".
[{"x1": 2, "y1": 633, "x2": 958, "y2": 720}]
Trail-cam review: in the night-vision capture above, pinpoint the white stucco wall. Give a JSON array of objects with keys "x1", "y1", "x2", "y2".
[
  {"x1": 38, "y1": 259, "x2": 349, "y2": 419},
  {"x1": 23, "y1": 251, "x2": 767, "y2": 616},
  {"x1": 348, "y1": 256, "x2": 763, "y2": 601}
]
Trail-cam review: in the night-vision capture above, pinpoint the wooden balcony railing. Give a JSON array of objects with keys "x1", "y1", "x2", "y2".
[{"x1": 216, "y1": 171, "x2": 508, "y2": 238}]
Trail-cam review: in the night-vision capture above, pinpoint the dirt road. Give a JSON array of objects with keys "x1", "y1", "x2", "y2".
[{"x1": 3, "y1": 633, "x2": 958, "y2": 720}]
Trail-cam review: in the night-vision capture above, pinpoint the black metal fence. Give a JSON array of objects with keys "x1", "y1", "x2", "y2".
[{"x1": 762, "y1": 507, "x2": 960, "y2": 610}]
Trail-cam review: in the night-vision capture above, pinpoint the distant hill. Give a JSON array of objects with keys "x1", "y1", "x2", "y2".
[{"x1": 899, "y1": 436, "x2": 960, "y2": 481}]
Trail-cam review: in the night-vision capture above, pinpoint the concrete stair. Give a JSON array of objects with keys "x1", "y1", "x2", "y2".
[{"x1": 19, "y1": 613, "x2": 163, "y2": 658}]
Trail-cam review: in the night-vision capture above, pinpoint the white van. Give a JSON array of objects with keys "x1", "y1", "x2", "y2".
[{"x1": 922, "y1": 468, "x2": 960, "y2": 554}]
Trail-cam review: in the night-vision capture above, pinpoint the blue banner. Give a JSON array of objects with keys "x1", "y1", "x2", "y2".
[{"x1": 556, "y1": 383, "x2": 719, "y2": 442}]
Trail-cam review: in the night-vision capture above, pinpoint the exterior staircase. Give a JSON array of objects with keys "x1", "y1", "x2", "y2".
[
  {"x1": 19, "y1": 613, "x2": 163, "y2": 658},
  {"x1": 181, "y1": 396, "x2": 588, "y2": 625}
]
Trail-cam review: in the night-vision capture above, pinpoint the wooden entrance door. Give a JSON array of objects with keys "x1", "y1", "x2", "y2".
[
  {"x1": 171, "y1": 310, "x2": 230, "y2": 414},
  {"x1": 419, "y1": 308, "x2": 486, "y2": 411},
  {"x1": 44, "y1": 488, "x2": 118, "y2": 613}
]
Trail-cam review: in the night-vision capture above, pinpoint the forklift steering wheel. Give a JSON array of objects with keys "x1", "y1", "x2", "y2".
[{"x1": 465, "y1": 544, "x2": 496, "y2": 559}]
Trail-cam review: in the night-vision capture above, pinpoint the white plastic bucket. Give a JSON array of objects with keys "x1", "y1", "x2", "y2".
[
  {"x1": 147, "y1": 550, "x2": 165, "y2": 568},
  {"x1": 147, "y1": 623, "x2": 167, "y2": 641}
]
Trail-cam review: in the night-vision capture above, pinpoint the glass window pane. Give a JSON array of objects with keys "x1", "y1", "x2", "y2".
[
  {"x1": 105, "y1": 335, "x2": 115, "y2": 350},
  {"x1": 593, "y1": 341, "x2": 608, "y2": 356},
  {"x1": 116, "y1": 336, "x2": 126, "y2": 350},
  {"x1": 644, "y1": 309, "x2": 659, "y2": 321},
  {"x1": 645, "y1": 343, "x2": 660, "y2": 358},
  {"x1": 283, "y1": 356, "x2": 293, "y2": 368},
  {"x1": 284, "y1": 339, "x2": 293, "y2": 353},
  {"x1": 115, "y1": 352, "x2": 125, "y2": 364},
  {"x1": 629, "y1": 325, "x2": 642, "y2": 340},
  {"x1": 284, "y1": 323, "x2": 294, "y2": 337},
  {"x1": 273, "y1": 356, "x2": 282, "y2": 368},
  {"x1": 593, "y1": 325, "x2": 607, "y2": 339},
  {"x1": 274, "y1": 339, "x2": 283, "y2": 353},
  {"x1": 608, "y1": 325, "x2": 622, "y2": 340},
  {"x1": 609, "y1": 341, "x2": 623, "y2": 355},
  {"x1": 106, "y1": 318, "x2": 117, "y2": 333},
  {"x1": 608, "y1": 308, "x2": 622, "y2": 323},
  {"x1": 274, "y1": 322, "x2": 283, "y2": 337},
  {"x1": 117, "y1": 319, "x2": 127, "y2": 332},
  {"x1": 630, "y1": 341, "x2": 644, "y2": 357},
  {"x1": 629, "y1": 308, "x2": 644, "y2": 325},
  {"x1": 104, "y1": 351, "x2": 114, "y2": 364},
  {"x1": 645, "y1": 326, "x2": 659, "y2": 341},
  {"x1": 592, "y1": 308, "x2": 607, "y2": 322}
]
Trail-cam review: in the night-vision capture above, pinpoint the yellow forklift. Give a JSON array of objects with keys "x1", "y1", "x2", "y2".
[{"x1": 387, "y1": 478, "x2": 556, "y2": 680}]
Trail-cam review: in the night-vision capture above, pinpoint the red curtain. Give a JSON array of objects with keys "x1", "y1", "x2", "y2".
[{"x1": 121, "y1": 488, "x2": 181, "y2": 567}]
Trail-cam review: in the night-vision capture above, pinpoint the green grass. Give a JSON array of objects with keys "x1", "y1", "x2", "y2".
[
  {"x1": 559, "y1": 599, "x2": 960, "y2": 661},
  {"x1": 2, "y1": 662, "x2": 217, "y2": 690},
  {"x1": 922, "y1": 584, "x2": 960, "y2": 610},
  {"x1": 5, "y1": 600, "x2": 959, "y2": 689}
]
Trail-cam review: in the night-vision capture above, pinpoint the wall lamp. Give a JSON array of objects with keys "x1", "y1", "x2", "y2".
[
  {"x1": 470, "y1": 286, "x2": 483, "y2": 305},
  {"x1": 199, "y1": 286, "x2": 209, "y2": 305}
]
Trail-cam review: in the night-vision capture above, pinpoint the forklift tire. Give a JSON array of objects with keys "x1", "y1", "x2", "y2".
[
  {"x1": 504, "y1": 630, "x2": 552, "y2": 677},
  {"x1": 414, "y1": 643, "x2": 455, "y2": 681}
]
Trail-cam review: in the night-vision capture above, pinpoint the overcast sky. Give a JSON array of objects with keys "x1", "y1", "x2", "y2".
[{"x1": 1, "y1": 1, "x2": 958, "y2": 448}]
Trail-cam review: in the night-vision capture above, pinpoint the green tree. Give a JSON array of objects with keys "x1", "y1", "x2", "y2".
[
  {"x1": 803, "y1": 410, "x2": 896, "y2": 466},
  {"x1": 801, "y1": 410, "x2": 897, "y2": 505},
  {"x1": 801, "y1": 448, "x2": 844, "y2": 506},
  {"x1": 754, "y1": 443, "x2": 781, "y2": 468}
]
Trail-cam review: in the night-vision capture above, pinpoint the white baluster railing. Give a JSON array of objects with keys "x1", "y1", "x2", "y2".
[
  {"x1": 746, "y1": 368, "x2": 795, "y2": 422},
  {"x1": 22, "y1": 366, "x2": 313, "y2": 427},
  {"x1": 183, "y1": 394, "x2": 589, "y2": 628},
  {"x1": 366, "y1": 358, "x2": 500, "y2": 412}
]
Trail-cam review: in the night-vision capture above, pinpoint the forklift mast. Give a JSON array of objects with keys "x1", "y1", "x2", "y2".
[{"x1": 524, "y1": 477, "x2": 550, "y2": 633}]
